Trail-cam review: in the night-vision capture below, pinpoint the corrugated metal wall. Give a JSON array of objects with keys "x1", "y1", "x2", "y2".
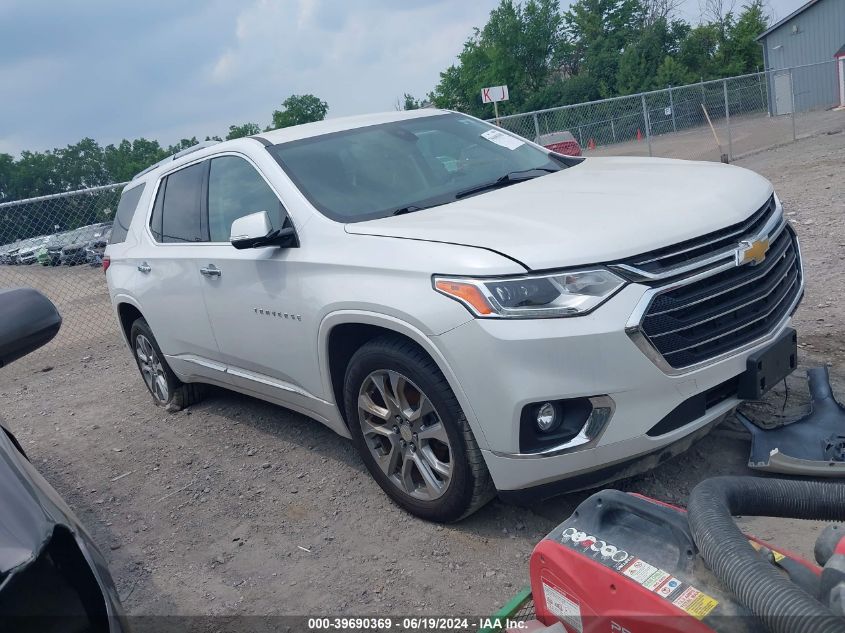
[{"x1": 761, "y1": 0, "x2": 845, "y2": 112}]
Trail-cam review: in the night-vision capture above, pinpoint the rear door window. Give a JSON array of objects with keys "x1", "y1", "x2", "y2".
[
  {"x1": 207, "y1": 156, "x2": 284, "y2": 242},
  {"x1": 151, "y1": 162, "x2": 207, "y2": 243},
  {"x1": 110, "y1": 183, "x2": 145, "y2": 244}
]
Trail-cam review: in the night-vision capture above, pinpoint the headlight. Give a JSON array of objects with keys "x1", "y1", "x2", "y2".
[{"x1": 433, "y1": 269, "x2": 625, "y2": 318}]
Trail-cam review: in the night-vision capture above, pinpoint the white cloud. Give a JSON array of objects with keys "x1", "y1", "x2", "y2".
[{"x1": 0, "y1": 0, "x2": 808, "y2": 156}]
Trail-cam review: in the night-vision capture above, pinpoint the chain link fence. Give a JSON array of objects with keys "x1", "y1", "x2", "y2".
[
  {"x1": 0, "y1": 184, "x2": 127, "y2": 360},
  {"x1": 1, "y1": 60, "x2": 842, "y2": 360},
  {"x1": 496, "y1": 59, "x2": 843, "y2": 163}
]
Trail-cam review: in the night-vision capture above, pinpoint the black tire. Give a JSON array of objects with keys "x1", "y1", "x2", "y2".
[
  {"x1": 129, "y1": 318, "x2": 203, "y2": 412},
  {"x1": 344, "y1": 335, "x2": 494, "y2": 522}
]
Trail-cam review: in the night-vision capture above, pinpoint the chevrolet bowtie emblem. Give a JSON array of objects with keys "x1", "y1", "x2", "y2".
[{"x1": 736, "y1": 238, "x2": 769, "y2": 266}]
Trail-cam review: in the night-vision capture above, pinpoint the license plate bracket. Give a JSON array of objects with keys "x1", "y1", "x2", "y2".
[{"x1": 737, "y1": 328, "x2": 798, "y2": 400}]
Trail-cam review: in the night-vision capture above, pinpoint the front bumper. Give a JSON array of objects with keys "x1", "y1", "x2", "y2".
[{"x1": 434, "y1": 283, "x2": 799, "y2": 493}]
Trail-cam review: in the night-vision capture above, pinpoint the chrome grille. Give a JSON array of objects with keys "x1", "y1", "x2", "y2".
[
  {"x1": 614, "y1": 195, "x2": 779, "y2": 281},
  {"x1": 637, "y1": 226, "x2": 802, "y2": 369}
]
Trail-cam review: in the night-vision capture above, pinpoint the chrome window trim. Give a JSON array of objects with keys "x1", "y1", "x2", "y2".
[
  {"x1": 143, "y1": 150, "x2": 295, "y2": 247},
  {"x1": 625, "y1": 227, "x2": 804, "y2": 376}
]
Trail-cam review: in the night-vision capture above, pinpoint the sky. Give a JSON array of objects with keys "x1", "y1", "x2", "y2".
[{"x1": 0, "y1": 0, "x2": 806, "y2": 156}]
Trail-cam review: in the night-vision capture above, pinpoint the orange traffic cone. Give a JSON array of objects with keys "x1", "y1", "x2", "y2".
[
  {"x1": 636, "y1": 129, "x2": 643, "y2": 141},
  {"x1": 588, "y1": 138, "x2": 596, "y2": 150}
]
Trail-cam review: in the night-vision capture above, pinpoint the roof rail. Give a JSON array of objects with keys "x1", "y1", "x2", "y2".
[{"x1": 132, "y1": 140, "x2": 221, "y2": 180}]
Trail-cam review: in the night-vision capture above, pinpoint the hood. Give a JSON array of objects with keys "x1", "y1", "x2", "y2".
[{"x1": 345, "y1": 157, "x2": 774, "y2": 271}]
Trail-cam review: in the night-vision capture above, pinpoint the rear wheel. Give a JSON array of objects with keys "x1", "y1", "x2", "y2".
[
  {"x1": 129, "y1": 318, "x2": 203, "y2": 412},
  {"x1": 344, "y1": 335, "x2": 494, "y2": 522}
]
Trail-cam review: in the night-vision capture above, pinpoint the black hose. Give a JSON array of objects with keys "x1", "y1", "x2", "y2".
[{"x1": 687, "y1": 477, "x2": 845, "y2": 633}]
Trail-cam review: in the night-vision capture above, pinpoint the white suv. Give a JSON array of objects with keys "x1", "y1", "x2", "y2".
[{"x1": 106, "y1": 109, "x2": 802, "y2": 521}]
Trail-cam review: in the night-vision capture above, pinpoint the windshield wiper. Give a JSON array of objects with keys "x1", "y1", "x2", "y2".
[
  {"x1": 391, "y1": 205, "x2": 424, "y2": 216},
  {"x1": 454, "y1": 168, "x2": 558, "y2": 200}
]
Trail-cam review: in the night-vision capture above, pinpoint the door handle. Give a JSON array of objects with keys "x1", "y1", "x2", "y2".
[
  {"x1": 137, "y1": 262, "x2": 151, "y2": 273},
  {"x1": 200, "y1": 265, "x2": 221, "y2": 278}
]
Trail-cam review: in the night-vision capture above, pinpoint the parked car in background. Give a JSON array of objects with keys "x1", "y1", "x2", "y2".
[
  {"x1": 60, "y1": 224, "x2": 111, "y2": 266},
  {"x1": 538, "y1": 130, "x2": 582, "y2": 156},
  {"x1": 37, "y1": 231, "x2": 71, "y2": 266},
  {"x1": 86, "y1": 227, "x2": 112, "y2": 266},
  {"x1": 15, "y1": 236, "x2": 50, "y2": 265},
  {"x1": 39, "y1": 228, "x2": 81, "y2": 266},
  {"x1": 0, "y1": 243, "x2": 21, "y2": 266},
  {"x1": 0, "y1": 287, "x2": 126, "y2": 632},
  {"x1": 106, "y1": 109, "x2": 802, "y2": 522}
]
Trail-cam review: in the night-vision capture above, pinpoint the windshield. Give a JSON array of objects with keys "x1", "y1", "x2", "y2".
[{"x1": 267, "y1": 113, "x2": 572, "y2": 222}]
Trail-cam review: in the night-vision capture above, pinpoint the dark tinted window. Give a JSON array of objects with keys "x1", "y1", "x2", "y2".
[
  {"x1": 160, "y1": 162, "x2": 206, "y2": 243},
  {"x1": 110, "y1": 183, "x2": 145, "y2": 244},
  {"x1": 208, "y1": 156, "x2": 283, "y2": 242},
  {"x1": 268, "y1": 113, "x2": 567, "y2": 222}
]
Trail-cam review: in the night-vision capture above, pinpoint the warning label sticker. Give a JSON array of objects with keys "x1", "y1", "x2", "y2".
[
  {"x1": 749, "y1": 539, "x2": 786, "y2": 563},
  {"x1": 655, "y1": 576, "x2": 683, "y2": 598},
  {"x1": 672, "y1": 586, "x2": 719, "y2": 620},
  {"x1": 622, "y1": 559, "x2": 659, "y2": 584},
  {"x1": 542, "y1": 582, "x2": 583, "y2": 633},
  {"x1": 558, "y1": 525, "x2": 719, "y2": 619}
]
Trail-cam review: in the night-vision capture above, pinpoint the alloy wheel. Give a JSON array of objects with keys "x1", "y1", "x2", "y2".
[
  {"x1": 135, "y1": 334, "x2": 169, "y2": 403},
  {"x1": 357, "y1": 369, "x2": 453, "y2": 501}
]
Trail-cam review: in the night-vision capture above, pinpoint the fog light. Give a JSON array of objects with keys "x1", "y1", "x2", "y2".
[{"x1": 536, "y1": 402, "x2": 559, "y2": 433}]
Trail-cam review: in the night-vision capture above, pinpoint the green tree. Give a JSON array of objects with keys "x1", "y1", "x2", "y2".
[
  {"x1": 677, "y1": 24, "x2": 720, "y2": 79},
  {"x1": 53, "y1": 138, "x2": 110, "y2": 190},
  {"x1": 0, "y1": 153, "x2": 16, "y2": 202},
  {"x1": 226, "y1": 123, "x2": 262, "y2": 140},
  {"x1": 654, "y1": 55, "x2": 692, "y2": 86},
  {"x1": 10, "y1": 150, "x2": 60, "y2": 197},
  {"x1": 398, "y1": 94, "x2": 424, "y2": 110},
  {"x1": 563, "y1": 0, "x2": 641, "y2": 97},
  {"x1": 103, "y1": 139, "x2": 167, "y2": 182},
  {"x1": 521, "y1": 74, "x2": 601, "y2": 110},
  {"x1": 716, "y1": 0, "x2": 768, "y2": 75},
  {"x1": 430, "y1": 0, "x2": 565, "y2": 117},
  {"x1": 166, "y1": 137, "x2": 200, "y2": 155},
  {"x1": 268, "y1": 94, "x2": 328, "y2": 130},
  {"x1": 616, "y1": 17, "x2": 689, "y2": 93}
]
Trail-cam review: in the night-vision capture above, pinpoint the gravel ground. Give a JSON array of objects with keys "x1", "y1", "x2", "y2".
[{"x1": 0, "y1": 128, "x2": 843, "y2": 625}]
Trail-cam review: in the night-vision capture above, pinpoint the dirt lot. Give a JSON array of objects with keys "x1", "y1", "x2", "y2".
[{"x1": 1, "y1": 128, "x2": 844, "y2": 626}]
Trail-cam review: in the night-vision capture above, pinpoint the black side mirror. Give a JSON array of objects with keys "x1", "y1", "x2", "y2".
[{"x1": 0, "y1": 288, "x2": 62, "y2": 368}]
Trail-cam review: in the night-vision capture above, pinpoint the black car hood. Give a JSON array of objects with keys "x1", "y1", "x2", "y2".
[{"x1": 0, "y1": 424, "x2": 69, "y2": 574}]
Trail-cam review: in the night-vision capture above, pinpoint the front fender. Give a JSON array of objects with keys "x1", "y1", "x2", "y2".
[{"x1": 317, "y1": 310, "x2": 489, "y2": 450}]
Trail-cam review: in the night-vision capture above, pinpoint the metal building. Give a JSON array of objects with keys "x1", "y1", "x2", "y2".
[{"x1": 756, "y1": 0, "x2": 845, "y2": 114}]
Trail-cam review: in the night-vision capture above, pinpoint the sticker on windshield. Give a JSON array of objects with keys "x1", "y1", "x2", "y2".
[{"x1": 480, "y1": 129, "x2": 524, "y2": 150}]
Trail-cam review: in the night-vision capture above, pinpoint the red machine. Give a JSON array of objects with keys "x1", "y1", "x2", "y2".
[{"x1": 526, "y1": 479, "x2": 845, "y2": 633}]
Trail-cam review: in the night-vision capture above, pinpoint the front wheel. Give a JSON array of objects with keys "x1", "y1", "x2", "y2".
[
  {"x1": 344, "y1": 336, "x2": 494, "y2": 522},
  {"x1": 129, "y1": 318, "x2": 203, "y2": 412}
]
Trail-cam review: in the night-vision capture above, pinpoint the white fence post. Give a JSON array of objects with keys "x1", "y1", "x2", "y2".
[
  {"x1": 669, "y1": 85, "x2": 677, "y2": 132},
  {"x1": 723, "y1": 79, "x2": 732, "y2": 161},
  {"x1": 790, "y1": 67, "x2": 797, "y2": 141},
  {"x1": 640, "y1": 94, "x2": 652, "y2": 156}
]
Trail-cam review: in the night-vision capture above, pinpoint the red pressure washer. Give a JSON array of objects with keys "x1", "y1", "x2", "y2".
[{"x1": 521, "y1": 478, "x2": 845, "y2": 633}]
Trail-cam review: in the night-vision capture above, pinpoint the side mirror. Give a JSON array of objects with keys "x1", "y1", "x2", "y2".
[
  {"x1": 0, "y1": 288, "x2": 62, "y2": 368},
  {"x1": 230, "y1": 211, "x2": 298, "y2": 250}
]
